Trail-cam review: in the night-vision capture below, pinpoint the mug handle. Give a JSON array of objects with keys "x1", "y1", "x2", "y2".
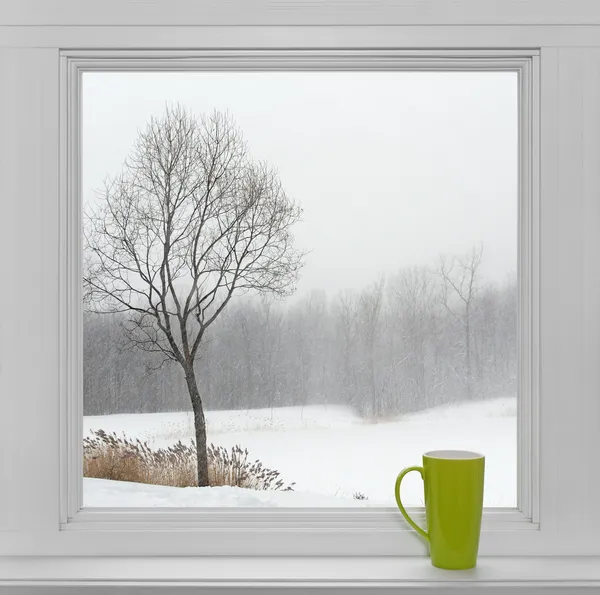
[{"x1": 394, "y1": 466, "x2": 429, "y2": 542}]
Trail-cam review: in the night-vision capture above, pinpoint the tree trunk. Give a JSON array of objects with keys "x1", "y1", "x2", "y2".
[
  {"x1": 465, "y1": 306, "x2": 472, "y2": 400},
  {"x1": 369, "y1": 345, "x2": 378, "y2": 417},
  {"x1": 183, "y1": 362, "x2": 210, "y2": 487}
]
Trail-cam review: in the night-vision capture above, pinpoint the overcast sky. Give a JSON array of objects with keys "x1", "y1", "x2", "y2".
[{"x1": 83, "y1": 71, "x2": 518, "y2": 299}]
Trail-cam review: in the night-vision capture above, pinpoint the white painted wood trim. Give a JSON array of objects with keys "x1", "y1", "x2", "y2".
[
  {"x1": 60, "y1": 53, "x2": 84, "y2": 524},
  {"x1": 517, "y1": 54, "x2": 540, "y2": 523},
  {"x1": 1, "y1": 556, "x2": 600, "y2": 590},
  {"x1": 61, "y1": 50, "x2": 541, "y2": 71},
  {"x1": 2, "y1": 3, "x2": 600, "y2": 590},
  {"x1": 3, "y1": 25, "x2": 600, "y2": 49},
  {"x1": 0, "y1": 47, "x2": 61, "y2": 534},
  {"x1": 54, "y1": 50, "x2": 540, "y2": 557},
  {"x1": 2, "y1": 0, "x2": 600, "y2": 26},
  {"x1": 0, "y1": 24, "x2": 600, "y2": 50},
  {"x1": 63, "y1": 507, "x2": 531, "y2": 531}
]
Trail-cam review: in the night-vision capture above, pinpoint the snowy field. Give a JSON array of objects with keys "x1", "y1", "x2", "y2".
[{"x1": 84, "y1": 397, "x2": 517, "y2": 508}]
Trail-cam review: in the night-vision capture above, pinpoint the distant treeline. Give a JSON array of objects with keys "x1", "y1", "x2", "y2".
[{"x1": 84, "y1": 258, "x2": 517, "y2": 418}]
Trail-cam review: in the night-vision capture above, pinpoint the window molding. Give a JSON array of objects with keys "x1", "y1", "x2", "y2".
[
  {"x1": 517, "y1": 52, "x2": 540, "y2": 525},
  {"x1": 2, "y1": 1, "x2": 600, "y2": 589},
  {"x1": 4, "y1": 26, "x2": 600, "y2": 49},
  {"x1": 2, "y1": 555, "x2": 600, "y2": 592},
  {"x1": 2, "y1": 0, "x2": 600, "y2": 26},
  {"x1": 52, "y1": 49, "x2": 540, "y2": 557}
]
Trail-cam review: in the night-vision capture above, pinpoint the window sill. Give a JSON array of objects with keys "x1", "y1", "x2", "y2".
[{"x1": 1, "y1": 556, "x2": 599, "y2": 592}]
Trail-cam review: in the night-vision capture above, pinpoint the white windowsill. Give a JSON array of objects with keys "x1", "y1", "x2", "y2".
[{"x1": 1, "y1": 556, "x2": 600, "y2": 590}]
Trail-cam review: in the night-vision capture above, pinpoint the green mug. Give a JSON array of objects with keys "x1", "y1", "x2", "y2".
[{"x1": 394, "y1": 450, "x2": 485, "y2": 570}]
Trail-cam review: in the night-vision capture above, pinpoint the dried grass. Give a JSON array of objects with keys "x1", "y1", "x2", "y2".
[{"x1": 83, "y1": 429, "x2": 295, "y2": 491}]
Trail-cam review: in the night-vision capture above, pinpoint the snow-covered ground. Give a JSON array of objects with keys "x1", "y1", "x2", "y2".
[
  {"x1": 84, "y1": 397, "x2": 516, "y2": 508},
  {"x1": 85, "y1": 478, "x2": 376, "y2": 507}
]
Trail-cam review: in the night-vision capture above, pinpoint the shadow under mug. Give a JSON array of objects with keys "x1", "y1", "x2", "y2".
[{"x1": 394, "y1": 450, "x2": 485, "y2": 570}]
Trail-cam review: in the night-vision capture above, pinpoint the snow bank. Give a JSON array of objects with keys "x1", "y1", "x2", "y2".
[{"x1": 84, "y1": 478, "x2": 372, "y2": 508}]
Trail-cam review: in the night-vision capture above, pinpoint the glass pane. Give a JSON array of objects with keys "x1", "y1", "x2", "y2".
[{"x1": 82, "y1": 71, "x2": 518, "y2": 508}]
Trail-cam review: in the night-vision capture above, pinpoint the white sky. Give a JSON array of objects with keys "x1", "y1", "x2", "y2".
[{"x1": 83, "y1": 71, "x2": 518, "y2": 298}]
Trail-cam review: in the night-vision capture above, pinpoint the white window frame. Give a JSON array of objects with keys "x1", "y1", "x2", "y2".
[
  {"x1": 1, "y1": 1, "x2": 600, "y2": 590},
  {"x1": 60, "y1": 49, "x2": 539, "y2": 548}
]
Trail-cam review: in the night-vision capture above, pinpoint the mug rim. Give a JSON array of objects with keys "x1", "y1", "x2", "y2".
[{"x1": 423, "y1": 449, "x2": 484, "y2": 460}]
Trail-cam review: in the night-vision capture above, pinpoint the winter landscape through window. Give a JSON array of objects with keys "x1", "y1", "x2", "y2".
[{"x1": 82, "y1": 71, "x2": 518, "y2": 508}]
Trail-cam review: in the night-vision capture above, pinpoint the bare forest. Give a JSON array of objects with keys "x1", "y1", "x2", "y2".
[{"x1": 84, "y1": 256, "x2": 517, "y2": 419}]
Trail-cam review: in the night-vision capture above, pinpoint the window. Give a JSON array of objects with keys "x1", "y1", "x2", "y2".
[
  {"x1": 82, "y1": 70, "x2": 518, "y2": 509},
  {"x1": 2, "y1": 2, "x2": 600, "y2": 589}
]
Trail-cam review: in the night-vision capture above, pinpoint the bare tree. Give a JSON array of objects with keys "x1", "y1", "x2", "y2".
[
  {"x1": 335, "y1": 290, "x2": 360, "y2": 411},
  {"x1": 358, "y1": 278, "x2": 385, "y2": 416},
  {"x1": 438, "y1": 245, "x2": 483, "y2": 400},
  {"x1": 387, "y1": 266, "x2": 439, "y2": 409},
  {"x1": 236, "y1": 296, "x2": 284, "y2": 414},
  {"x1": 84, "y1": 105, "x2": 304, "y2": 486}
]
